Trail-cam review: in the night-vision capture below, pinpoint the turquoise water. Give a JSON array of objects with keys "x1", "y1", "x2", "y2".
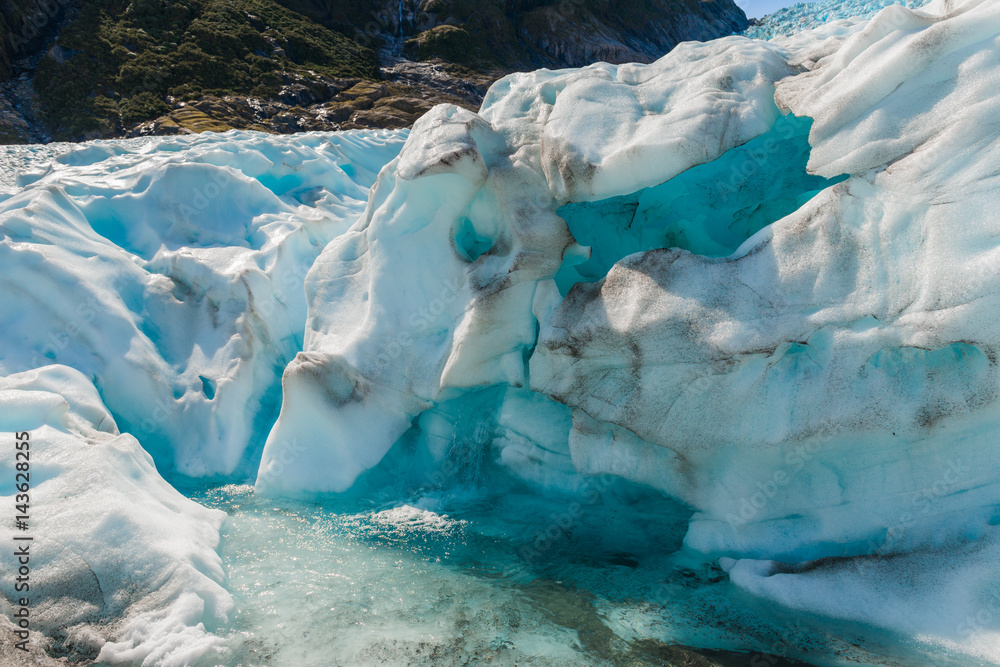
[{"x1": 179, "y1": 475, "x2": 972, "y2": 667}]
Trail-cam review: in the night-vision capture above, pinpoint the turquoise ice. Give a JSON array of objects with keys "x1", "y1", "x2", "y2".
[{"x1": 555, "y1": 114, "x2": 847, "y2": 294}]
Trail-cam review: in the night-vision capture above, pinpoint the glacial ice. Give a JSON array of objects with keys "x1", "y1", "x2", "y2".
[
  {"x1": 0, "y1": 130, "x2": 406, "y2": 477},
  {"x1": 535, "y1": 0, "x2": 1000, "y2": 561},
  {"x1": 260, "y1": 0, "x2": 1000, "y2": 659},
  {"x1": 0, "y1": 130, "x2": 406, "y2": 662},
  {"x1": 0, "y1": 366, "x2": 231, "y2": 665},
  {"x1": 743, "y1": 0, "x2": 932, "y2": 37},
  {"x1": 257, "y1": 36, "x2": 797, "y2": 495},
  {"x1": 554, "y1": 113, "x2": 848, "y2": 291},
  {"x1": 4, "y1": 0, "x2": 1000, "y2": 663}
]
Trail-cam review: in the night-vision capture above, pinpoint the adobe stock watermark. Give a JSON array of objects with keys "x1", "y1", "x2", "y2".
[
  {"x1": 746, "y1": 620, "x2": 835, "y2": 667},
  {"x1": 172, "y1": 168, "x2": 235, "y2": 226},
  {"x1": 725, "y1": 439, "x2": 823, "y2": 528},
  {"x1": 10, "y1": 430, "x2": 33, "y2": 653},
  {"x1": 354, "y1": 3, "x2": 407, "y2": 50},
  {"x1": 4, "y1": 0, "x2": 74, "y2": 57},
  {"x1": 11, "y1": 297, "x2": 100, "y2": 375},
  {"x1": 354, "y1": 0, "x2": 593, "y2": 51},
  {"x1": 713, "y1": 118, "x2": 801, "y2": 200},
  {"x1": 373, "y1": 276, "x2": 465, "y2": 367},
  {"x1": 517, "y1": 473, "x2": 616, "y2": 565},
  {"x1": 849, "y1": 457, "x2": 971, "y2": 574},
  {"x1": 255, "y1": 438, "x2": 307, "y2": 490},
  {"x1": 415, "y1": 420, "x2": 491, "y2": 494},
  {"x1": 138, "y1": 257, "x2": 313, "y2": 435},
  {"x1": 956, "y1": 592, "x2": 1000, "y2": 641}
]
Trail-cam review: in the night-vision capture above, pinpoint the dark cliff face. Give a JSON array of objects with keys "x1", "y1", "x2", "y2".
[
  {"x1": 277, "y1": 0, "x2": 749, "y2": 68},
  {"x1": 0, "y1": 0, "x2": 82, "y2": 142},
  {"x1": 1, "y1": 0, "x2": 77, "y2": 78},
  {"x1": 0, "y1": 0, "x2": 748, "y2": 143},
  {"x1": 515, "y1": 0, "x2": 749, "y2": 68}
]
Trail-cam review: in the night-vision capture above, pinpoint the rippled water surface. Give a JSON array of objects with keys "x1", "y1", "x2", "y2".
[{"x1": 181, "y1": 480, "x2": 970, "y2": 667}]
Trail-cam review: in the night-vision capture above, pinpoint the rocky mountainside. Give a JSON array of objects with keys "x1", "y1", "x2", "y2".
[
  {"x1": 0, "y1": 0, "x2": 748, "y2": 143},
  {"x1": 281, "y1": 0, "x2": 749, "y2": 67}
]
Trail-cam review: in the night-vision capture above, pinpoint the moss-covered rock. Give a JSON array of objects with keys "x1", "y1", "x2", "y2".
[
  {"x1": 151, "y1": 105, "x2": 237, "y2": 134},
  {"x1": 406, "y1": 0, "x2": 749, "y2": 69},
  {"x1": 404, "y1": 25, "x2": 477, "y2": 64},
  {"x1": 129, "y1": 80, "x2": 468, "y2": 137}
]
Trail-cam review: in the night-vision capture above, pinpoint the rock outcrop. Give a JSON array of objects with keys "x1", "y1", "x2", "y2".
[{"x1": 0, "y1": 0, "x2": 748, "y2": 142}]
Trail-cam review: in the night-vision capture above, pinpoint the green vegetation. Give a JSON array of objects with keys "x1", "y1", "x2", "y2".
[
  {"x1": 2, "y1": 0, "x2": 745, "y2": 142},
  {"x1": 405, "y1": 0, "x2": 524, "y2": 67},
  {"x1": 271, "y1": 0, "x2": 544, "y2": 68},
  {"x1": 404, "y1": 25, "x2": 477, "y2": 64},
  {"x1": 34, "y1": 0, "x2": 380, "y2": 140}
]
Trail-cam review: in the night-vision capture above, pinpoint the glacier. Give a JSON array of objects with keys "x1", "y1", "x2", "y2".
[
  {"x1": 4, "y1": 0, "x2": 1000, "y2": 664},
  {"x1": 0, "y1": 130, "x2": 406, "y2": 478},
  {"x1": 0, "y1": 130, "x2": 407, "y2": 664},
  {"x1": 743, "y1": 0, "x2": 932, "y2": 39},
  {"x1": 0, "y1": 366, "x2": 231, "y2": 665}
]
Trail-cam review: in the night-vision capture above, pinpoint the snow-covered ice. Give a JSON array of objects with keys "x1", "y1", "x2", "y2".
[
  {"x1": 257, "y1": 36, "x2": 797, "y2": 495},
  {"x1": 0, "y1": 366, "x2": 231, "y2": 665},
  {"x1": 0, "y1": 130, "x2": 406, "y2": 477}
]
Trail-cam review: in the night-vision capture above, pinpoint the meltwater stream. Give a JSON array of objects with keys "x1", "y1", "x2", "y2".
[{"x1": 179, "y1": 479, "x2": 973, "y2": 667}]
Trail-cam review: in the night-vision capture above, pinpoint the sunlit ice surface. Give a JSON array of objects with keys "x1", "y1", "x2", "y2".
[{"x1": 4, "y1": 0, "x2": 1000, "y2": 664}]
